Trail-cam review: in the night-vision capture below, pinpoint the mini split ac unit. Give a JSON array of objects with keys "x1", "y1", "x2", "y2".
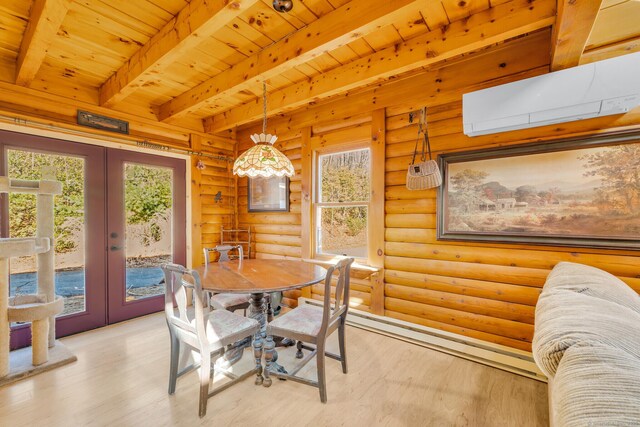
[{"x1": 462, "y1": 52, "x2": 640, "y2": 136}]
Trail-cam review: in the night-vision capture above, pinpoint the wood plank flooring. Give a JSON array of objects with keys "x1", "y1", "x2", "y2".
[{"x1": 0, "y1": 313, "x2": 549, "y2": 426}]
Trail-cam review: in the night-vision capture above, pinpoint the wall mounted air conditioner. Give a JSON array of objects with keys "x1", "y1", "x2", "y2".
[{"x1": 462, "y1": 52, "x2": 640, "y2": 136}]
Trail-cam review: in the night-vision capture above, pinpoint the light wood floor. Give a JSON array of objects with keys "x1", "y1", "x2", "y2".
[{"x1": 0, "y1": 313, "x2": 548, "y2": 427}]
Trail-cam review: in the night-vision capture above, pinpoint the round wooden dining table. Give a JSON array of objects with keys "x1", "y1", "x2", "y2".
[{"x1": 195, "y1": 259, "x2": 327, "y2": 387}]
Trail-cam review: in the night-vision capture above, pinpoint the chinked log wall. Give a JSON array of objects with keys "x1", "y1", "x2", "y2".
[{"x1": 236, "y1": 30, "x2": 640, "y2": 352}]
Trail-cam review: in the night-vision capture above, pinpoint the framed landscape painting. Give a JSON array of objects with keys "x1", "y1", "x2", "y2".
[
  {"x1": 437, "y1": 132, "x2": 640, "y2": 249},
  {"x1": 247, "y1": 176, "x2": 289, "y2": 212}
]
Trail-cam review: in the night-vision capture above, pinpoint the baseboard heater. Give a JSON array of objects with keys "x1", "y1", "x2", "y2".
[{"x1": 298, "y1": 298, "x2": 546, "y2": 382}]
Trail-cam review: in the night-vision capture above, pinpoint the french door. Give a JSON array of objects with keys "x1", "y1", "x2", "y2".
[
  {"x1": 1, "y1": 132, "x2": 106, "y2": 348},
  {"x1": 106, "y1": 149, "x2": 185, "y2": 323},
  {"x1": 0, "y1": 130, "x2": 186, "y2": 348}
]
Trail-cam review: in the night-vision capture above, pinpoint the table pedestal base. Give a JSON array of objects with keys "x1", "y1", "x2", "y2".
[
  {"x1": 277, "y1": 337, "x2": 296, "y2": 347},
  {"x1": 248, "y1": 291, "x2": 292, "y2": 387},
  {"x1": 263, "y1": 335, "x2": 289, "y2": 387},
  {"x1": 249, "y1": 293, "x2": 265, "y2": 386}
]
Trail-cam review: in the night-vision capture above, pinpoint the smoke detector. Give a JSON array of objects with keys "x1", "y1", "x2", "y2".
[{"x1": 273, "y1": 0, "x2": 293, "y2": 12}]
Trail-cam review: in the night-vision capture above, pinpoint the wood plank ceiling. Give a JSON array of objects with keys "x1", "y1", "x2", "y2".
[{"x1": 0, "y1": 0, "x2": 638, "y2": 135}]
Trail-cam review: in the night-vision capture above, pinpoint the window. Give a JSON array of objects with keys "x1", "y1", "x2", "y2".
[{"x1": 314, "y1": 148, "x2": 370, "y2": 258}]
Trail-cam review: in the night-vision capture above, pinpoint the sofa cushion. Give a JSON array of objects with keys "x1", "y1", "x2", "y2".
[
  {"x1": 533, "y1": 289, "x2": 640, "y2": 378},
  {"x1": 544, "y1": 262, "x2": 640, "y2": 314},
  {"x1": 552, "y1": 343, "x2": 640, "y2": 427}
]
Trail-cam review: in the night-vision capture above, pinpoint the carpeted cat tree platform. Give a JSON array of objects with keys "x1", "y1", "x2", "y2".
[{"x1": 0, "y1": 168, "x2": 76, "y2": 387}]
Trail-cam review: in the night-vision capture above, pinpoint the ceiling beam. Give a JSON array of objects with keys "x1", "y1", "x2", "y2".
[
  {"x1": 99, "y1": 0, "x2": 260, "y2": 107},
  {"x1": 580, "y1": 37, "x2": 640, "y2": 65},
  {"x1": 550, "y1": 0, "x2": 603, "y2": 71},
  {"x1": 157, "y1": 0, "x2": 424, "y2": 121},
  {"x1": 16, "y1": 0, "x2": 73, "y2": 86},
  {"x1": 204, "y1": 0, "x2": 556, "y2": 133}
]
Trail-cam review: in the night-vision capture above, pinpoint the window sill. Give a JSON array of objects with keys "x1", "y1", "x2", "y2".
[{"x1": 302, "y1": 257, "x2": 381, "y2": 279}]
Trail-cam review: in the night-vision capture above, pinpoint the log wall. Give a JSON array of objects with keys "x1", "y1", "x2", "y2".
[
  {"x1": 236, "y1": 31, "x2": 640, "y2": 352},
  {"x1": 189, "y1": 135, "x2": 236, "y2": 267},
  {"x1": 384, "y1": 103, "x2": 640, "y2": 351}
]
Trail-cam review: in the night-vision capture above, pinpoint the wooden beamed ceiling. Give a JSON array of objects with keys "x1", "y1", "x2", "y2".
[
  {"x1": 205, "y1": 0, "x2": 556, "y2": 132},
  {"x1": 156, "y1": 0, "x2": 426, "y2": 121},
  {"x1": 0, "y1": 0, "x2": 638, "y2": 136},
  {"x1": 99, "y1": 0, "x2": 260, "y2": 107}
]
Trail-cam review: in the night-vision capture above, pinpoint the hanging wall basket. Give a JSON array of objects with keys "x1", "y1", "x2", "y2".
[{"x1": 406, "y1": 107, "x2": 442, "y2": 190}]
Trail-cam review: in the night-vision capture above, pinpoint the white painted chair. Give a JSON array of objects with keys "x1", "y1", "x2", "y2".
[
  {"x1": 266, "y1": 257, "x2": 354, "y2": 402},
  {"x1": 161, "y1": 263, "x2": 260, "y2": 418},
  {"x1": 203, "y1": 246, "x2": 251, "y2": 313}
]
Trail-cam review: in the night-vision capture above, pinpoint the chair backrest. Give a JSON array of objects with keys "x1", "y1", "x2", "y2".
[
  {"x1": 161, "y1": 263, "x2": 208, "y2": 349},
  {"x1": 203, "y1": 245, "x2": 244, "y2": 264},
  {"x1": 320, "y1": 258, "x2": 354, "y2": 335}
]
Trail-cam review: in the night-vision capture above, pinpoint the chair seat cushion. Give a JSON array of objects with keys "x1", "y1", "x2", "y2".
[
  {"x1": 267, "y1": 304, "x2": 323, "y2": 340},
  {"x1": 201, "y1": 309, "x2": 259, "y2": 349},
  {"x1": 552, "y1": 343, "x2": 640, "y2": 426},
  {"x1": 210, "y1": 292, "x2": 250, "y2": 310}
]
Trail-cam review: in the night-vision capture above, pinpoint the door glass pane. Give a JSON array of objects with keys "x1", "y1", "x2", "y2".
[
  {"x1": 124, "y1": 163, "x2": 173, "y2": 301},
  {"x1": 317, "y1": 206, "x2": 368, "y2": 257},
  {"x1": 7, "y1": 149, "x2": 86, "y2": 317}
]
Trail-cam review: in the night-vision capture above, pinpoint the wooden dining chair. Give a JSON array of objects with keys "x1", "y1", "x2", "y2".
[
  {"x1": 161, "y1": 263, "x2": 260, "y2": 418},
  {"x1": 265, "y1": 257, "x2": 354, "y2": 402},
  {"x1": 203, "y1": 246, "x2": 251, "y2": 313}
]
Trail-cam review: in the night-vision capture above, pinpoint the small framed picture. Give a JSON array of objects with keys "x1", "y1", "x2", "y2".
[{"x1": 248, "y1": 176, "x2": 290, "y2": 212}]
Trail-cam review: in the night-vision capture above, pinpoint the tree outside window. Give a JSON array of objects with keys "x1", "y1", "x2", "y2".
[{"x1": 315, "y1": 148, "x2": 370, "y2": 258}]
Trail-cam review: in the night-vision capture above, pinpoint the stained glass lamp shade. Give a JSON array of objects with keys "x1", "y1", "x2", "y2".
[
  {"x1": 233, "y1": 133, "x2": 294, "y2": 178},
  {"x1": 233, "y1": 82, "x2": 295, "y2": 178}
]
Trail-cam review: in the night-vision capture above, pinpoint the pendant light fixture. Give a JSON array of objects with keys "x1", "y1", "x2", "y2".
[{"x1": 233, "y1": 82, "x2": 295, "y2": 178}]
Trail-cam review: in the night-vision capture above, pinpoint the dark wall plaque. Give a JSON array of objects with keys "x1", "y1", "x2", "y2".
[{"x1": 77, "y1": 110, "x2": 129, "y2": 134}]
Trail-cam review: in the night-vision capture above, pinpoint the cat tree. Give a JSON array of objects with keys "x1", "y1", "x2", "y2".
[{"x1": 0, "y1": 168, "x2": 76, "y2": 385}]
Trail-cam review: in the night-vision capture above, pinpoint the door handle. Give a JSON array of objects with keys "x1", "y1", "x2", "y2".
[{"x1": 110, "y1": 245, "x2": 123, "y2": 251}]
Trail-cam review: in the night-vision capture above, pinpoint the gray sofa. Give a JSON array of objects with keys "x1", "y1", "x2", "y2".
[{"x1": 533, "y1": 262, "x2": 640, "y2": 426}]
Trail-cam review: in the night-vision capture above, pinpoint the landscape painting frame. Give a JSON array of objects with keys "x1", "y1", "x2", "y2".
[{"x1": 437, "y1": 131, "x2": 640, "y2": 250}]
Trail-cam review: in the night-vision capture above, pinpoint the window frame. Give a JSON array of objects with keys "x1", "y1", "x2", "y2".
[
  {"x1": 313, "y1": 146, "x2": 371, "y2": 261},
  {"x1": 300, "y1": 118, "x2": 385, "y2": 271},
  {"x1": 309, "y1": 141, "x2": 374, "y2": 264}
]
